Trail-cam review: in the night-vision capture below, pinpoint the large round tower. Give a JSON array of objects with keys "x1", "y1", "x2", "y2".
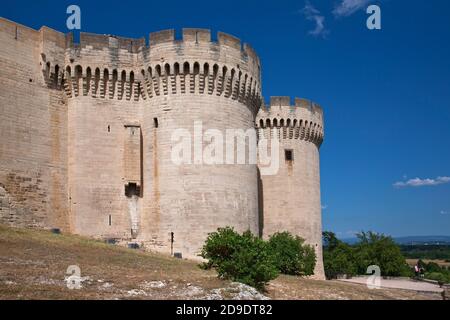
[
  {"x1": 56, "y1": 28, "x2": 261, "y2": 259},
  {"x1": 139, "y1": 29, "x2": 262, "y2": 258},
  {"x1": 257, "y1": 96, "x2": 325, "y2": 279}
]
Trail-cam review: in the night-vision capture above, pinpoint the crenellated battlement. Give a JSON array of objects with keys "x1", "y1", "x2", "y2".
[
  {"x1": 256, "y1": 96, "x2": 324, "y2": 147},
  {"x1": 263, "y1": 96, "x2": 323, "y2": 116},
  {"x1": 146, "y1": 29, "x2": 260, "y2": 64},
  {"x1": 47, "y1": 28, "x2": 259, "y2": 60},
  {"x1": 33, "y1": 25, "x2": 261, "y2": 72},
  {"x1": 25, "y1": 20, "x2": 263, "y2": 111},
  {"x1": 75, "y1": 32, "x2": 146, "y2": 52}
]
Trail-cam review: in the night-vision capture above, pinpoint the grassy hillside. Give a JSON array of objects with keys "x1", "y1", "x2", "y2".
[{"x1": 0, "y1": 225, "x2": 441, "y2": 300}]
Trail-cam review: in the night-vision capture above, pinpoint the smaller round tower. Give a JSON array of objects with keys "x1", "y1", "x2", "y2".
[{"x1": 256, "y1": 96, "x2": 325, "y2": 279}]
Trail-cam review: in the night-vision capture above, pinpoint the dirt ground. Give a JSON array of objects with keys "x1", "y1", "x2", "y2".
[
  {"x1": 267, "y1": 276, "x2": 441, "y2": 300},
  {"x1": 0, "y1": 225, "x2": 443, "y2": 300}
]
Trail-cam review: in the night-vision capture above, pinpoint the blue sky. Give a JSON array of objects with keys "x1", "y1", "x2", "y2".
[{"x1": 2, "y1": 0, "x2": 450, "y2": 237}]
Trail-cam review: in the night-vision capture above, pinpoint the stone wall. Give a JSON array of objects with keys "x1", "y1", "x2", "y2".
[{"x1": 0, "y1": 18, "x2": 68, "y2": 230}]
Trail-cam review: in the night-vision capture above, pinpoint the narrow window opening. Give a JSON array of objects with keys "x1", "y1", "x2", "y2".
[
  {"x1": 153, "y1": 117, "x2": 158, "y2": 128},
  {"x1": 170, "y1": 232, "x2": 174, "y2": 256},
  {"x1": 108, "y1": 214, "x2": 112, "y2": 226},
  {"x1": 107, "y1": 125, "x2": 110, "y2": 132},
  {"x1": 54, "y1": 65, "x2": 59, "y2": 86},
  {"x1": 125, "y1": 182, "x2": 141, "y2": 197},
  {"x1": 285, "y1": 149, "x2": 293, "y2": 162}
]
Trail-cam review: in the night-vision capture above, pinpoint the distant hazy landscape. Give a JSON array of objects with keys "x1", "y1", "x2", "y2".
[{"x1": 342, "y1": 236, "x2": 450, "y2": 245}]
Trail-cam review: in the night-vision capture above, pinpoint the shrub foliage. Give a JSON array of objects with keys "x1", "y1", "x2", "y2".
[
  {"x1": 417, "y1": 260, "x2": 450, "y2": 284},
  {"x1": 323, "y1": 231, "x2": 411, "y2": 279},
  {"x1": 200, "y1": 227, "x2": 278, "y2": 290},
  {"x1": 353, "y1": 231, "x2": 411, "y2": 277},
  {"x1": 267, "y1": 232, "x2": 316, "y2": 276},
  {"x1": 200, "y1": 227, "x2": 317, "y2": 289},
  {"x1": 322, "y1": 231, "x2": 356, "y2": 279}
]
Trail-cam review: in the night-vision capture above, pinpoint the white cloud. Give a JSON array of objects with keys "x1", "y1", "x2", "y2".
[
  {"x1": 393, "y1": 176, "x2": 450, "y2": 188},
  {"x1": 302, "y1": 1, "x2": 329, "y2": 38},
  {"x1": 441, "y1": 210, "x2": 449, "y2": 215},
  {"x1": 333, "y1": 0, "x2": 371, "y2": 17},
  {"x1": 321, "y1": 204, "x2": 328, "y2": 210}
]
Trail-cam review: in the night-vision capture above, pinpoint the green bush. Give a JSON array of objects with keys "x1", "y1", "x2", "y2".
[
  {"x1": 322, "y1": 231, "x2": 412, "y2": 279},
  {"x1": 417, "y1": 259, "x2": 427, "y2": 269},
  {"x1": 324, "y1": 245, "x2": 357, "y2": 279},
  {"x1": 425, "y1": 272, "x2": 450, "y2": 284},
  {"x1": 322, "y1": 231, "x2": 357, "y2": 279},
  {"x1": 200, "y1": 227, "x2": 278, "y2": 290},
  {"x1": 425, "y1": 261, "x2": 442, "y2": 273},
  {"x1": 354, "y1": 231, "x2": 410, "y2": 277},
  {"x1": 267, "y1": 232, "x2": 316, "y2": 276}
]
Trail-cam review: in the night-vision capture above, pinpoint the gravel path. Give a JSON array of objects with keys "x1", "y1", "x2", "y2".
[{"x1": 338, "y1": 276, "x2": 444, "y2": 293}]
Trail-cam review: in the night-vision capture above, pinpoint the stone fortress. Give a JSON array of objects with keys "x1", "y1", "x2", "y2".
[{"x1": 0, "y1": 18, "x2": 325, "y2": 278}]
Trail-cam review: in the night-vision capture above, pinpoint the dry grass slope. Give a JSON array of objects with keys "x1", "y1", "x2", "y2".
[{"x1": 0, "y1": 225, "x2": 441, "y2": 300}]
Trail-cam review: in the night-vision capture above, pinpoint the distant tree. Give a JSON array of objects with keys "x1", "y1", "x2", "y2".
[
  {"x1": 323, "y1": 231, "x2": 340, "y2": 249},
  {"x1": 417, "y1": 259, "x2": 427, "y2": 269},
  {"x1": 400, "y1": 245, "x2": 450, "y2": 260},
  {"x1": 322, "y1": 231, "x2": 356, "y2": 279},
  {"x1": 425, "y1": 261, "x2": 442, "y2": 273},
  {"x1": 354, "y1": 231, "x2": 410, "y2": 277}
]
